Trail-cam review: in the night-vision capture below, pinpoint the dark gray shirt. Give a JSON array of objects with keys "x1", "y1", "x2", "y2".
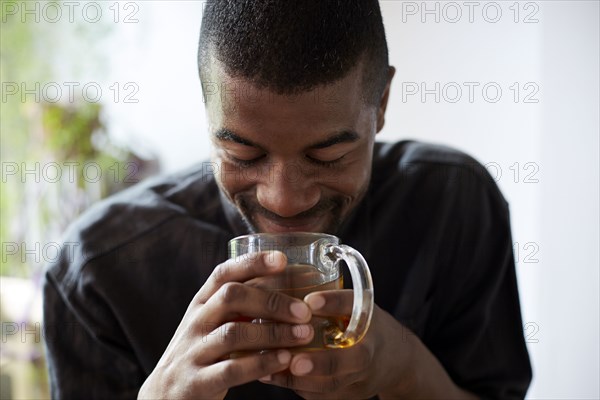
[{"x1": 43, "y1": 141, "x2": 532, "y2": 399}]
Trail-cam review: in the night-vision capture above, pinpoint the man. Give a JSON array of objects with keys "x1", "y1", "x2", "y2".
[{"x1": 43, "y1": 1, "x2": 532, "y2": 399}]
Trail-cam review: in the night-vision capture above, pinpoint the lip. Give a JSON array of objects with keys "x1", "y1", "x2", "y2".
[{"x1": 254, "y1": 214, "x2": 326, "y2": 233}]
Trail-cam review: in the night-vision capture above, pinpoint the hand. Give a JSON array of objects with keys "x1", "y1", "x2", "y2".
[
  {"x1": 260, "y1": 290, "x2": 478, "y2": 400},
  {"x1": 259, "y1": 289, "x2": 414, "y2": 399},
  {"x1": 138, "y1": 251, "x2": 315, "y2": 400}
]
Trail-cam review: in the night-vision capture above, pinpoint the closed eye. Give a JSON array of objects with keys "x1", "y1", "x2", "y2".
[
  {"x1": 306, "y1": 154, "x2": 345, "y2": 167},
  {"x1": 228, "y1": 154, "x2": 266, "y2": 167}
]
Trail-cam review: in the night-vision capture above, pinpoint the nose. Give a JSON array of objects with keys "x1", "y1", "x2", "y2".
[{"x1": 256, "y1": 163, "x2": 320, "y2": 218}]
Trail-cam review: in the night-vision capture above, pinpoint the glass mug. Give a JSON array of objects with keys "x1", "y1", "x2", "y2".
[{"x1": 228, "y1": 232, "x2": 374, "y2": 351}]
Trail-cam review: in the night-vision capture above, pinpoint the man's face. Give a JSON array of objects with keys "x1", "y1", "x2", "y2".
[{"x1": 205, "y1": 60, "x2": 390, "y2": 234}]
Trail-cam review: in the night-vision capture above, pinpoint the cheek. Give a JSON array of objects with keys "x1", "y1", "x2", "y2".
[
  {"x1": 320, "y1": 161, "x2": 371, "y2": 198},
  {"x1": 321, "y1": 172, "x2": 364, "y2": 196},
  {"x1": 213, "y1": 158, "x2": 258, "y2": 196}
]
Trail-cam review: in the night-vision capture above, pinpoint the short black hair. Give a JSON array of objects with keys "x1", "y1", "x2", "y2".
[{"x1": 198, "y1": 0, "x2": 389, "y2": 106}]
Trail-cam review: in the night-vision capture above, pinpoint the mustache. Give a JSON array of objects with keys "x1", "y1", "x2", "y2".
[{"x1": 236, "y1": 195, "x2": 343, "y2": 223}]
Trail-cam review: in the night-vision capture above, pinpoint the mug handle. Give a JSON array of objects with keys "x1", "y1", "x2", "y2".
[{"x1": 321, "y1": 243, "x2": 374, "y2": 348}]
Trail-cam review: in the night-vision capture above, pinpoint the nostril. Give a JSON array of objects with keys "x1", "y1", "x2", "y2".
[{"x1": 256, "y1": 183, "x2": 320, "y2": 218}]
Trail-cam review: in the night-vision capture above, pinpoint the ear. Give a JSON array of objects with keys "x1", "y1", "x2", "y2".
[{"x1": 376, "y1": 66, "x2": 396, "y2": 133}]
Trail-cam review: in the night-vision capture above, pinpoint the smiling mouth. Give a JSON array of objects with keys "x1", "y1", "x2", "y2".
[
  {"x1": 235, "y1": 194, "x2": 345, "y2": 234},
  {"x1": 253, "y1": 213, "x2": 326, "y2": 232}
]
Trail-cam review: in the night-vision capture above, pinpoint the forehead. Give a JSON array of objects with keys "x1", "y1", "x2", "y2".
[{"x1": 204, "y1": 61, "x2": 372, "y2": 143}]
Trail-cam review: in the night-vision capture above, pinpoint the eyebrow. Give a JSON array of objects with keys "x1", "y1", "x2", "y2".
[
  {"x1": 214, "y1": 128, "x2": 360, "y2": 150},
  {"x1": 214, "y1": 129, "x2": 258, "y2": 147},
  {"x1": 308, "y1": 130, "x2": 360, "y2": 149}
]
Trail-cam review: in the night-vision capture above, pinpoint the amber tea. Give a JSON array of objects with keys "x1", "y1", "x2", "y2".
[
  {"x1": 228, "y1": 232, "x2": 373, "y2": 354},
  {"x1": 246, "y1": 264, "x2": 352, "y2": 350}
]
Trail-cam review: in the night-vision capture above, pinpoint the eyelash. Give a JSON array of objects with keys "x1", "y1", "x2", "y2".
[
  {"x1": 229, "y1": 155, "x2": 265, "y2": 167},
  {"x1": 306, "y1": 155, "x2": 344, "y2": 168},
  {"x1": 227, "y1": 154, "x2": 344, "y2": 168}
]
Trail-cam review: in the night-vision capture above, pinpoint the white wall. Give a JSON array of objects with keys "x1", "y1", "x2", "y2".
[
  {"x1": 536, "y1": 2, "x2": 599, "y2": 397},
  {"x1": 378, "y1": 1, "x2": 599, "y2": 398},
  {"x1": 101, "y1": 1, "x2": 599, "y2": 398}
]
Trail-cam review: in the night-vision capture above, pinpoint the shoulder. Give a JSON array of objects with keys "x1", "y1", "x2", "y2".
[
  {"x1": 374, "y1": 140, "x2": 476, "y2": 166},
  {"x1": 371, "y1": 140, "x2": 508, "y2": 211},
  {"x1": 45, "y1": 162, "x2": 227, "y2": 292}
]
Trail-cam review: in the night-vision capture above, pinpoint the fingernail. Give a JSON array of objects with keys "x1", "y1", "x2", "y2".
[
  {"x1": 291, "y1": 324, "x2": 312, "y2": 340},
  {"x1": 305, "y1": 294, "x2": 325, "y2": 311},
  {"x1": 293, "y1": 358, "x2": 314, "y2": 376},
  {"x1": 277, "y1": 350, "x2": 291, "y2": 364},
  {"x1": 265, "y1": 251, "x2": 285, "y2": 269},
  {"x1": 290, "y1": 302, "x2": 310, "y2": 320},
  {"x1": 260, "y1": 375, "x2": 272, "y2": 382}
]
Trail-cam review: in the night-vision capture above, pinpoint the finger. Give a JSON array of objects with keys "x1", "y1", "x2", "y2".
[
  {"x1": 304, "y1": 289, "x2": 354, "y2": 317},
  {"x1": 196, "y1": 251, "x2": 287, "y2": 303},
  {"x1": 197, "y1": 322, "x2": 314, "y2": 361},
  {"x1": 260, "y1": 370, "x2": 359, "y2": 394},
  {"x1": 201, "y1": 282, "x2": 312, "y2": 325},
  {"x1": 199, "y1": 350, "x2": 292, "y2": 392},
  {"x1": 292, "y1": 387, "x2": 360, "y2": 400}
]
